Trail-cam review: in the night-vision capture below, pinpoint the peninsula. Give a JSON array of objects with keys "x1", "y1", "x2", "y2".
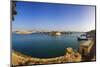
[{"x1": 16, "y1": 31, "x2": 33, "y2": 34}]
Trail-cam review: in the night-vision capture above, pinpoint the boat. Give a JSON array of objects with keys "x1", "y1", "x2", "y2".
[
  {"x1": 77, "y1": 34, "x2": 88, "y2": 41},
  {"x1": 78, "y1": 37, "x2": 88, "y2": 41}
]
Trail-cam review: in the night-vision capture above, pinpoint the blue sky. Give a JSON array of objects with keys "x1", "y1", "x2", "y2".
[{"x1": 12, "y1": 1, "x2": 95, "y2": 32}]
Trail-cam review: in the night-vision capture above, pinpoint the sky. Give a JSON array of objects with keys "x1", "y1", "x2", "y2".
[{"x1": 12, "y1": 1, "x2": 95, "y2": 32}]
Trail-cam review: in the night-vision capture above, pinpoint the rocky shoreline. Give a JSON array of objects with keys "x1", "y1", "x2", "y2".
[{"x1": 12, "y1": 48, "x2": 81, "y2": 66}]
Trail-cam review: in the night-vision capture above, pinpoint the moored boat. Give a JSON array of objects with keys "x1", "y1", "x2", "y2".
[{"x1": 77, "y1": 34, "x2": 88, "y2": 41}]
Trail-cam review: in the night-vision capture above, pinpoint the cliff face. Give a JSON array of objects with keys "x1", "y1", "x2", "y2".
[{"x1": 12, "y1": 48, "x2": 81, "y2": 66}]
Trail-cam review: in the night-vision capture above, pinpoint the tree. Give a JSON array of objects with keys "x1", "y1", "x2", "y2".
[{"x1": 12, "y1": 1, "x2": 17, "y2": 21}]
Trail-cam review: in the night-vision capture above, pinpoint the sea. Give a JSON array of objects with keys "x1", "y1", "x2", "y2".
[{"x1": 12, "y1": 32, "x2": 83, "y2": 58}]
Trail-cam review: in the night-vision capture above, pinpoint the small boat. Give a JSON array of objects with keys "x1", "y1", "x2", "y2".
[
  {"x1": 77, "y1": 37, "x2": 88, "y2": 41},
  {"x1": 78, "y1": 34, "x2": 88, "y2": 41}
]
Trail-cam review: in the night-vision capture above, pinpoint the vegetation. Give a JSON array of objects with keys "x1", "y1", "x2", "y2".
[
  {"x1": 12, "y1": 1, "x2": 17, "y2": 21},
  {"x1": 87, "y1": 29, "x2": 96, "y2": 38}
]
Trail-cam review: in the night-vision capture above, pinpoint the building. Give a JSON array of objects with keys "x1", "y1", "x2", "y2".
[{"x1": 79, "y1": 40, "x2": 93, "y2": 57}]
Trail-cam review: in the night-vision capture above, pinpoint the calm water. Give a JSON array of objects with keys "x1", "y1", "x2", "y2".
[{"x1": 12, "y1": 33, "x2": 82, "y2": 58}]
